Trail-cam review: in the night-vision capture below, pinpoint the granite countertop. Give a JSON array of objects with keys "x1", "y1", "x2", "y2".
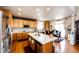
[
  {"x1": 27, "y1": 32, "x2": 57, "y2": 45},
  {"x1": 11, "y1": 28, "x2": 35, "y2": 34}
]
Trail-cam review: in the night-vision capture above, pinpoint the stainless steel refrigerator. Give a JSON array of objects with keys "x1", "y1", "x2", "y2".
[{"x1": 0, "y1": 11, "x2": 12, "y2": 53}]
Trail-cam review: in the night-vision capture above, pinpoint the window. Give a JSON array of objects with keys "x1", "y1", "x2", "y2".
[
  {"x1": 54, "y1": 20, "x2": 65, "y2": 37},
  {"x1": 37, "y1": 21, "x2": 44, "y2": 30}
]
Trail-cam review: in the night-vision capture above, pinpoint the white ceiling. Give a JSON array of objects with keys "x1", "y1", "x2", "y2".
[{"x1": 3, "y1": 6, "x2": 73, "y2": 21}]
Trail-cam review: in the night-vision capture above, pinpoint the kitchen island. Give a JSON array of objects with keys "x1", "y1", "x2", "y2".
[
  {"x1": 27, "y1": 32, "x2": 57, "y2": 53},
  {"x1": 10, "y1": 28, "x2": 57, "y2": 53}
]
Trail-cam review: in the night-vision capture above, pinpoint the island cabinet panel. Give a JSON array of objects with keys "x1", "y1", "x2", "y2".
[
  {"x1": 29, "y1": 37, "x2": 35, "y2": 51},
  {"x1": 35, "y1": 41, "x2": 54, "y2": 53},
  {"x1": 42, "y1": 42, "x2": 54, "y2": 53},
  {"x1": 28, "y1": 33, "x2": 55, "y2": 53},
  {"x1": 35, "y1": 42, "x2": 42, "y2": 53}
]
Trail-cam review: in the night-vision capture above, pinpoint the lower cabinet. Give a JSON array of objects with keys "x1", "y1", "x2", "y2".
[
  {"x1": 12, "y1": 33, "x2": 16, "y2": 41},
  {"x1": 28, "y1": 37, "x2": 54, "y2": 53},
  {"x1": 22, "y1": 32, "x2": 29, "y2": 39},
  {"x1": 17, "y1": 33, "x2": 23, "y2": 41},
  {"x1": 35, "y1": 42, "x2": 42, "y2": 53},
  {"x1": 22, "y1": 40, "x2": 29, "y2": 47},
  {"x1": 12, "y1": 33, "x2": 29, "y2": 41},
  {"x1": 35, "y1": 41, "x2": 54, "y2": 53},
  {"x1": 29, "y1": 37, "x2": 35, "y2": 51}
]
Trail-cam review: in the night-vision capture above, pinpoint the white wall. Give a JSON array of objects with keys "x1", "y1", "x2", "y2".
[
  {"x1": 37, "y1": 21, "x2": 44, "y2": 32},
  {"x1": 54, "y1": 20, "x2": 65, "y2": 38}
]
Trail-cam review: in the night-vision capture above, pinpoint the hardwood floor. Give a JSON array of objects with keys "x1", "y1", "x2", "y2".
[
  {"x1": 11, "y1": 39, "x2": 79, "y2": 53},
  {"x1": 54, "y1": 39, "x2": 79, "y2": 53},
  {"x1": 11, "y1": 41, "x2": 25, "y2": 53}
]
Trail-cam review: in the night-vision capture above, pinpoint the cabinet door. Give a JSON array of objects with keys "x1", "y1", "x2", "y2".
[
  {"x1": 22, "y1": 33, "x2": 29, "y2": 40},
  {"x1": 33, "y1": 21, "x2": 37, "y2": 28},
  {"x1": 35, "y1": 42, "x2": 42, "y2": 53},
  {"x1": 31, "y1": 39, "x2": 35, "y2": 51},
  {"x1": 17, "y1": 33, "x2": 22, "y2": 41},
  {"x1": 44, "y1": 21, "x2": 50, "y2": 30},
  {"x1": 14, "y1": 19, "x2": 23, "y2": 28},
  {"x1": 14, "y1": 20, "x2": 19, "y2": 28},
  {"x1": 29, "y1": 37, "x2": 35, "y2": 51},
  {"x1": 19, "y1": 20, "x2": 23, "y2": 28},
  {"x1": 22, "y1": 40, "x2": 29, "y2": 47},
  {"x1": 12, "y1": 33, "x2": 16, "y2": 41},
  {"x1": 30, "y1": 21, "x2": 33, "y2": 28}
]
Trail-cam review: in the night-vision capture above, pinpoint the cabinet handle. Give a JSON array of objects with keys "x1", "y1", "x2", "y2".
[
  {"x1": 32, "y1": 40, "x2": 34, "y2": 44},
  {"x1": 29, "y1": 37, "x2": 31, "y2": 41}
]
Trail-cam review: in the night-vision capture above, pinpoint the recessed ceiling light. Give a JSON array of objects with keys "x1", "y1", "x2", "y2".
[
  {"x1": 46, "y1": 8, "x2": 50, "y2": 11},
  {"x1": 18, "y1": 13, "x2": 21, "y2": 15},
  {"x1": 36, "y1": 8, "x2": 40, "y2": 12},
  {"x1": 18, "y1": 8, "x2": 22, "y2": 11}
]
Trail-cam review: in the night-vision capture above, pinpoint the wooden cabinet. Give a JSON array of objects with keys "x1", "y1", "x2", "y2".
[
  {"x1": 13, "y1": 20, "x2": 19, "y2": 28},
  {"x1": 35, "y1": 41, "x2": 54, "y2": 53},
  {"x1": 12, "y1": 33, "x2": 16, "y2": 41},
  {"x1": 28, "y1": 36, "x2": 54, "y2": 53},
  {"x1": 13, "y1": 19, "x2": 37, "y2": 28},
  {"x1": 23, "y1": 20, "x2": 30, "y2": 26},
  {"x1": 19, "y1": 20, "x2": 23, "y2": 28},
  {"x1": 44, "y1": 21, "x2": 50, "y2": 30},
  {"x1": 13, "y1": 19, "x2": 23, "y2": 28},
  {"x1": 22, "y1": 32, "x2": 29, "y2": 39},
  {"x1": 12, "y1": 33, "x2": 29, "y2": 41},
  {"x1": 29, "y1": 37, "x2": 35, "y2": 51},
  {"x1": 16, "y1": 33, "x2": 23, "y2": 41},
  {"x1": 22, "y1": 40, "x2": 29, "y2": 47},
  {"x1": 35, "y1": 42, "x2": 42, "y2": 53},
  {"x1": 30, "y1": 21, "x2": 37, "y2": 28},
  {"x1": 33, "y1": 21, "x2": 37, "y2": 28}
]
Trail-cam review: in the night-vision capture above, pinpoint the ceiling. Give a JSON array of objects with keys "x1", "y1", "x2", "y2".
[{"x1": 3, "y1": 6, "x2": 73, "y2": 21}]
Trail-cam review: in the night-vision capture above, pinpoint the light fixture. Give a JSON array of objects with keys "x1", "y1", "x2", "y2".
[
  {"x1": 46, "y1": 8, "x2": 50, "y2": 11},
  {"x1": 18, "y1": 8, "x2": 22, "y2": 11}
]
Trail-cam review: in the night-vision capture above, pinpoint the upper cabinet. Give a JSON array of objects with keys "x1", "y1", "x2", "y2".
[
  {"x1": 13, "y1": 19, "x2": 37, "y2": 28},
  {"x1": 30, "y1": 21, "x2": 37, "y2": 28},
  {"x1": 13, "y1": 19, "x2": 23, "y2": 28},
  {"x1": 23, "y1": 20, "x2": 37, "y2": 28},
  {"x1": 0, "y1": 8, "x2": 14, "y2": 27},
  {"x1": 44, "y1": 21, "x2": 50, "y2": 31}
]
